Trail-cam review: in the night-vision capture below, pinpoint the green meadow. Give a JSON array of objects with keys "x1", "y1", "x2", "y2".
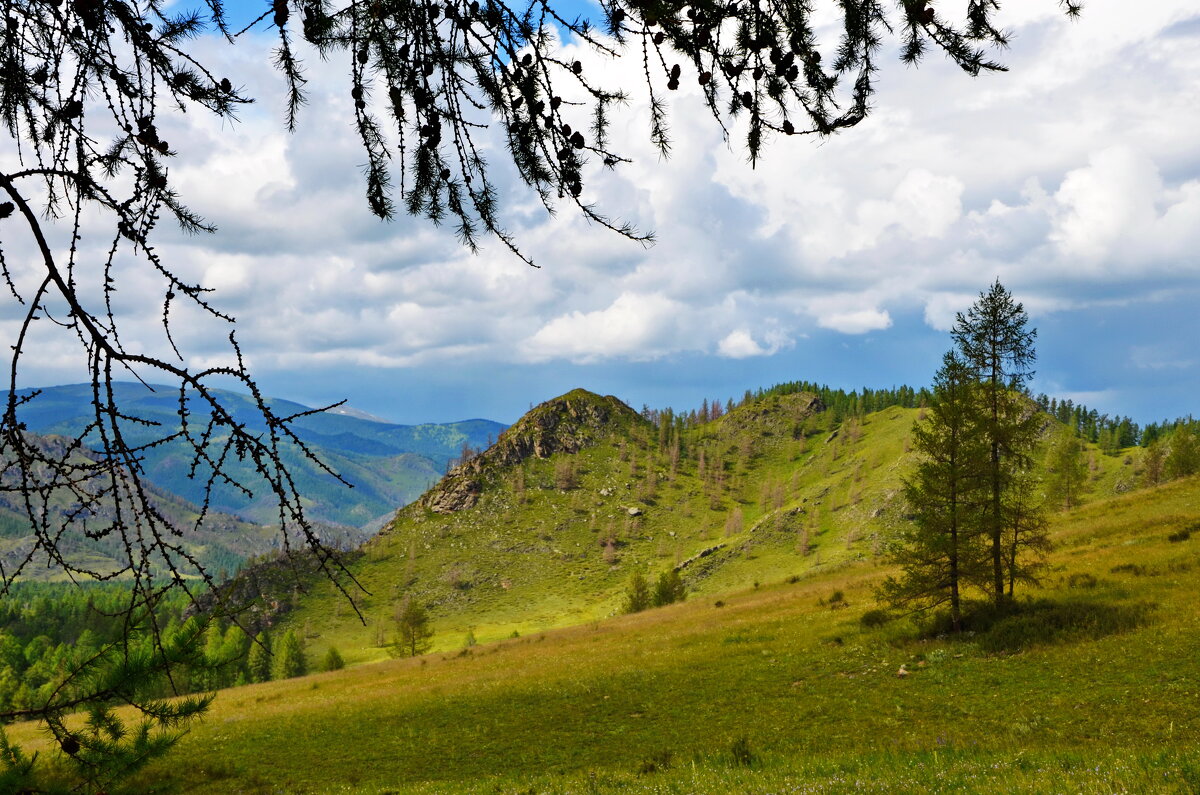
[{"x1": 11, "y1": 471, "x2": 1198, "y2": 793}]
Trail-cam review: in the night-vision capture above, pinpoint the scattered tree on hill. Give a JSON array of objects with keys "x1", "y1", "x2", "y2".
[
  {"x1": 951, "y1": 279, "x2": 1042, "y2": 606},
  {"x1": 1141, "y1": 440, "x2": 1167, "y2": 487},
  {"x1": 272, "y1": 630, "x2": 307, "y2": 680},
  {"x1": 322, "y1": 647, "x2": 346, "y2": 672},
  {"x1": 554, "y1": 458, "x2": 579, "y2": 491},
  {"x1": 624, "y1": 573, "x2": 652, "y2": 614},
  {"x1": 394, "y1": 597, "x2": 434, "y2": 658},
  {"x1": 1165, "y1": 425, "x2": 1200, "y2": 480},
  {"x1": 882, "y1": 352, "x2": 987, "y2": 632},
  {"x1": 248, "y1": 632, "x2": 273, "y2": 684},
  {"x1": 653, "y1": 570, "x2": 687, "y2": 607},
  {"x1": 1044, "y1": 426, "x2": 1089, "y2": 510}
]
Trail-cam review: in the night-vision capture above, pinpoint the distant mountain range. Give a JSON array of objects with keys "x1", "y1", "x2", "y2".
[{"x1": 2, "y1": 383, "x2": 507, "y2": 529}]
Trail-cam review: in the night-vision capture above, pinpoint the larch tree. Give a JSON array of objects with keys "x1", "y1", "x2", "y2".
[
  {"x1": 1044, "y1": 425, "x2": 1088, "y2": 510},
  {"x1": 950, "y1": 279, "x2": 1041, "y2": 606},
  {"x1": 881, "y1": 351, "x2": 986, "y2": 632},
  {"x1": 1001, "y1": 467, "x2": 1050, "y2": 598}
]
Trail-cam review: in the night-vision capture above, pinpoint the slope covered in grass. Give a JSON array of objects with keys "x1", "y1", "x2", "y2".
[{"x1": 10, "y1": 474, "x2": 1194, "y2": 793}]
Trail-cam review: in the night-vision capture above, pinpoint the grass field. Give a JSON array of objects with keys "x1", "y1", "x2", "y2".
[{"x1": 11, "y1": 473, "x2": 1196, "y2": 793}]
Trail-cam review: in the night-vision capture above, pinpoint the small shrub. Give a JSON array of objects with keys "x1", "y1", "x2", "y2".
[
  {"x1": 321, "y1": 646, "x2": 345, "y2": 672},
  {"x1": 1110, "y1": 563, "x2": 1149, "y2": 577},
  {"x1": 1167, "y1": 528, "x2": 1192, "y2": 543},
  {"x1": 713, "y1": 600, "x2": 725, "y2": 608},
  {"x1": 829, "y1": 590, "x2": 845, "y2": 603},
  {"x1": 786, "y1": 574, "x2": 801, "y2": 585},
  {"x1": 730, "y1": 736, "x2": 755, "y2": 767},
  {"x1": 1066, "y1": 572, "x2": 1099, "y2": 589},
  {"x1": 860, "y1": 608, "x2": 891, "y2": 628},
  {"x1": 637, "y1": 750, "x2": 674, "y2": 775}
]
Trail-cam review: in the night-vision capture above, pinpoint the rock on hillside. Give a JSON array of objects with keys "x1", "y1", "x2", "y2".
[{"x1": 418, "y1": 389, "x2": 647, "y2": 514}]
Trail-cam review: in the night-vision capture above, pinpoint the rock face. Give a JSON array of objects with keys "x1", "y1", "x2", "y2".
[{"x1": 417, "y1": 389, "x2": 645, "y2": 514}]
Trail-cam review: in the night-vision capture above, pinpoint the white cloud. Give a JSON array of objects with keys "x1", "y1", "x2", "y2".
[
  {"x1": 521, "y1": 293, "x2": 688, "y2": 363},
  {"x1": 717, "y1": 329, "x2": 791, "y2": 359},
  {"x1": 816, "y1": 308, "x2": 893, "y2": 335}
]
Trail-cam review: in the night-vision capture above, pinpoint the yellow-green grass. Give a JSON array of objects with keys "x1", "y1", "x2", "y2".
[{"x1": 12, "y1": 476, "x2": 1196, "y2": 793}]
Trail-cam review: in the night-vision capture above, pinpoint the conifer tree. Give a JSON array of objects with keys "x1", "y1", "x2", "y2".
[
  {"x1": 1165, "y1": 425, "x2": 1200, "y2": 480},
  {"x1": 1141, "y1": 440, "x2": 1167, "y2": 487},
  {"x1": 248, "y1": 632, "x2": 272, "y2": 684},
  {"x1": 881, "y1": 352, "x2": 986, "y2": 631},
  {"x1": 1002, "y1": 469, "x2": 1051, "y2": 598},
  {"x1": 272, "y1": 630, "x2": 307, "y2": 680},
  {"x1": 394, "y1": 597, "x2": 434, "y2": 658},
  {"x1": 951, "y1": 280, "x2": 1040, "y2": 605},
  {"x1": 1045, "y1": 426, "x2": 1089, "y2": 510},
  {"x1": 652, "y1": 569, "x2": 687, "y2": 607},
  {"x1": 624, "y1": 573, "x2": 651, "y2": 614}
]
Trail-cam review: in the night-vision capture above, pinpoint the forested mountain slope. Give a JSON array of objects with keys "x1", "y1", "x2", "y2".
[{"x1": 3, "y1": 383, "x2": 506, "y2": 528}]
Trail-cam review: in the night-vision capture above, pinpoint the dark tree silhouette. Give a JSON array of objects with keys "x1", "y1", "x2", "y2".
[{"x1": 0, "y1": 0, "x2": 1080, "y2": 784}]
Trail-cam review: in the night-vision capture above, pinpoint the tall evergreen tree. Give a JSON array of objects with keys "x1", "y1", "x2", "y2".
[
  {"x1": 272, "y1": 630, "x2": 307, "y2": 680},
  {"x1": 247, "y1": 632, "x2": 272, "y2": 684},
  {"x1": 951, "y1": 280, "x2": 1040, "y2": 605},
  {"x1": 881, "y1": 352, "x2": 986, "y2": 632}
]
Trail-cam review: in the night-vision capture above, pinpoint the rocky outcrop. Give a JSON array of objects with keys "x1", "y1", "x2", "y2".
[{"x1": 417, "y1": 389, "x2": 645, "y2": 514}]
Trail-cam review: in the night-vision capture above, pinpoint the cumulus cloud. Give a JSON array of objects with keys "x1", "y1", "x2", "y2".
[
  {"x1": 717, "y1": 329, "x2": 791, "y2": 359},
  {"x1": 9, "y1": 0, "x2": 1200, "y2": 411},
  {"x1": 521, "y1": 293, "x2": 689, "y2": 363}
]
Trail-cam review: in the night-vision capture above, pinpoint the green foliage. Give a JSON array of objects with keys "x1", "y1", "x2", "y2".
[
  {"x1": 1045, "y1": 426, "x2": 1089, "y2": 510},
  {"x1": 882, "y1": 352, "x2": 987, "y2": 630},
  {"x1": 1165, "y1": 425, "x2": 1200, "y2": 480},
  {"x1": 652, "y1": 570, "x2": 686, "y2": 608},
  {"x1": 322, "y1": 647, "x2": 345, "y2": 672},
  {"x1": 624, "y1": 573, "x2": 651, "y2": 614},
  {"x1": 951, "y1": 279, "x2": 1042, "y2": 605},
  {"x1": 730, "y1": 736, "x2": 756, "y2": 767},
  {"x1": 272, "y1": 630, "x2": 306, "y2": 680},
  {"x1": 247, "y1": 632, "x2": 272, "y2": 683},
  {"x1": 859, "y1": 608, "x2": 891, "y2": 628},
  {"x1": 393, "y1": 598, "x2": 433, "y2": 658}
]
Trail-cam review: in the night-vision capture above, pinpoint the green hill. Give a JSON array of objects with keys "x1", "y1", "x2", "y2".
[{"x1": 247, "y1": 387, "x2": 1141, "y2": 662}]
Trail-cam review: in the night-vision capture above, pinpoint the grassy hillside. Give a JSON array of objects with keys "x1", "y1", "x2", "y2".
[
  {"x1": 10, "y1": 474, "x2": 1197, "y2": 792},
  {"x1": 271, "y1": 389, "x2": 1139, "y2": 664}
]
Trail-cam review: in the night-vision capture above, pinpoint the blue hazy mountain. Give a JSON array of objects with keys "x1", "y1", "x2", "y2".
[{"x1": 3, "y1": 383, "x2": 506, "y2": 528}]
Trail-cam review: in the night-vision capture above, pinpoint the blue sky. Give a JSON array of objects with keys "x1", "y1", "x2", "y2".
[{"x1": 8, "y1": 1, "x2": 1200, "y2": 426}]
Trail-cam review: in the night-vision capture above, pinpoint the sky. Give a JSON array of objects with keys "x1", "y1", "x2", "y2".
[{"x1": 6, "y1": 1, "x2": 1200, "y2": 426}]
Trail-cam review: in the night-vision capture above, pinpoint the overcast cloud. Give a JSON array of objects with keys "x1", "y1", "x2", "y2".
[{"x1": 7, "y1": 0, "x2": 1199, "y2": 424}]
